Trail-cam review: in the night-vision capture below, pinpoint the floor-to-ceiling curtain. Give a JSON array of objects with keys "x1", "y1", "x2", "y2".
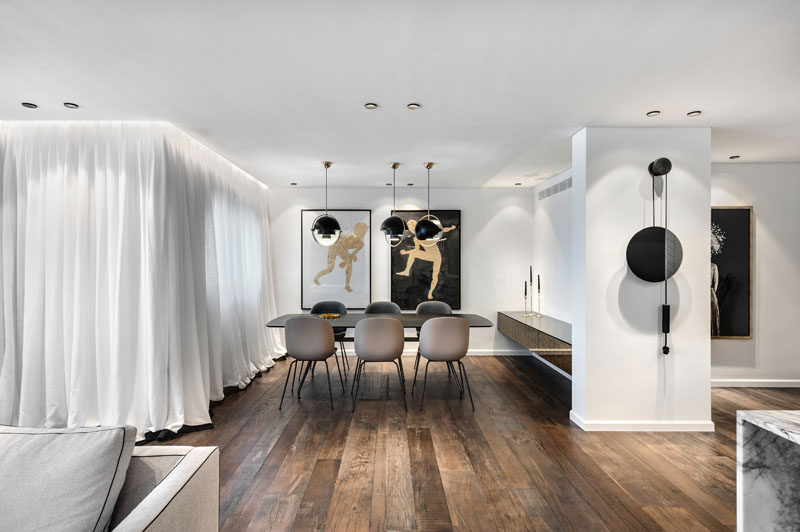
[{"x1": 0, "y1": 121, "x2": 283, "y2": 439}]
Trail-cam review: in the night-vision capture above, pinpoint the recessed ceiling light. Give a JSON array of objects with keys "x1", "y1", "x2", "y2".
[
  {"x1": 687, "y1": 110, "x2": 702, "y2": 117},
  {"x1": 385, "y1": 183, "x2": 392, "y2": 186},
  {"x1": 407, "y1": 183, "x2": 414, "y2": 186},
  {"x1": 364, "y1": 102, "x2": 379, "y2": 110},
  {"x1": 515, "y1": 183, "x2": 522, "y2": 186},
  {"x1": 407, "y1": 103, "x2": 421, "y2": 110},
  {"x1": 646, "y1": 110, "x2": 660, "y2": 117},
  {"x1": 729, "y1": 155, "x2": 740, "y2": 160},
  {"x1": 290, "y1": 182, "x2": 298, "y2": 186},
  {"x1": 21, "y1": 102, "x2": 37, "y2": 109},
  {"x1": 63, "y1": 102, "x2": 79, "y2": 109}
]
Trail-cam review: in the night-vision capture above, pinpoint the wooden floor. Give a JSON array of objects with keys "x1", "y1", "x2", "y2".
[{"x1": 158, "y1": 355, "x2": 800, "y2": 531}]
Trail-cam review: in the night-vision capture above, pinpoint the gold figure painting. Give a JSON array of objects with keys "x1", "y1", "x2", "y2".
[
  {"x1": 391, "y1": 210, "x2": 461, "y2": 310},
  {"x1": 302, "y1": 210, "x2": 371, "y2": 309}
]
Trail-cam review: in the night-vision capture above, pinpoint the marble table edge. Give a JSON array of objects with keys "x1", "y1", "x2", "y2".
[{"x1": 737, "y1": 410, "x2": 800, "y2": 446}]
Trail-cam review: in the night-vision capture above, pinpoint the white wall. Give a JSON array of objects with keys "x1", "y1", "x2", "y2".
[
  {"x1": 267, "y1": 186, "x2": 536, "y2": 353},
  {"x1": 710, "y1": 163, "x2": 800, "y2": 386},
  {"x1": 532, "y1": 169, "x2": 572, "y2": 323},
  {"x1": 571, "y1": 126, "x2": 713, "y2": 431}
]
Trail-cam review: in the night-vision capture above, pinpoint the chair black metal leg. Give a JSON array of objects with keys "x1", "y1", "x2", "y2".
[
  {"x1": 311, "y1": 361, "x2": 316, "y2": 379},
  {"x1": 324, "y1": 360, "x2": 334, "y2": 410},
  {"x1": 334, "y1": 351, "x2": 347, "y2": 382},
  {"x1": 279, "y1": 360, "x2": 296, "y2": 410},
  {"x1": 397, "y1": 358, "x2": 407, "y2": 395},
  {"x1": 350, "y1": 359, "x2": 363, "y2": 396},
  {"x1": 393, "y1": 361, "x2": 407, "y2": 411},
  {"x1": 414, "y1": 349, "x2": 421, "y2": 370},
  {"x1": 456, "y1": 361, "x2": 466, "y2": 399},
  {"x1": 419, "y1": 361, "x2": 431, "y2": 411},
  {"x1": 446, "y1": 362, "x2": 463, "y2": 395},
  {"x1": 333, "y1": 351, "x2": 345, "y2": 393},
  {"x1": 339, "y1": 340, "x2": 349, "y2": 372},
  {"x1": 352, "y1": 360, "x2": 365, "y2": 412},
  {"x1": 458, "y1": 361, "x2": 475, "y2": 411},
  {"x1": 411, "y1": 354, "x2": 422, "y2": 394},
  {"x1": 297, "y1": 360, "x2": 312, "y2": 398},
  {"x1": 291, "y1": 359, "x2": 300, "y2": 393}
]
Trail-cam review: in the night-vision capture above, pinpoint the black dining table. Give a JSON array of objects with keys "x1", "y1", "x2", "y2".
[{"x1": 266, "y1": 312, "x2": 493, "y2": 337}]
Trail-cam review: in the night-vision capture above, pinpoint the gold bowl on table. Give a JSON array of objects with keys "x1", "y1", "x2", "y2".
[{"x1": 319, "y1": 313, "x2": 340, "y2": 320}]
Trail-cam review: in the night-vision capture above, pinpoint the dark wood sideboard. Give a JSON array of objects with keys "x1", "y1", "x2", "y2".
[{"x1": 497, "y1": 311, "x2": 572, "y2": 375}]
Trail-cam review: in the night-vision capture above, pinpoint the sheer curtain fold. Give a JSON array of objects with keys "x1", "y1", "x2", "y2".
[{"x1": 0, "y1": 122, "x2": 283, "y2": 439}]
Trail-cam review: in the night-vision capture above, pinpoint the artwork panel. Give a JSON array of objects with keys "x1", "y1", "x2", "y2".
[
  {"x1": 711, "y1": 207, "x2": 752, "y2": 338},
  {"x1": 390, "y1": 210, "x2": 461, "y2": 310},
  {"x1": 301, "y1": 209, "x2": 371, "y2": 309}
]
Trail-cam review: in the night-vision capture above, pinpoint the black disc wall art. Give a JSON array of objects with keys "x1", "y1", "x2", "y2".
[{"x1": 626, "y1": 226, "x2": 683, "y2": 282}]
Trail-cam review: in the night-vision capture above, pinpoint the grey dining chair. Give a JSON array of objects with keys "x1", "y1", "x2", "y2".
[
  {"x1": 310, "y1": 300, "x2": 350, "y2": 374},
  {"x1": 364, "y1": 301, "x2": 402, "y2": 314},
  {"x1": 352, "y1": 317, "x2": 406, "y2": 411},
  {"x1": 280, "y1": 316, "x2": 345, "y2": 410},
  {"x1": 411, "y1": 300, "x2": 454, "y2": 393},
  {"x1": 414, "y1": 316, "x2": 474, "y2": 411}
]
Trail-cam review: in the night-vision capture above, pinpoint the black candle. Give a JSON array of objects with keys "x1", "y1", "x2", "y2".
[
  {"x1": 537, "y1": 274, "x2": 541, "y2": 291},
  {"x1": 524, "y1": 281, "x2": 527, "y2": 297},
  {"x1": 529, "y1": 265, "x2": 533, "y2": 284}
]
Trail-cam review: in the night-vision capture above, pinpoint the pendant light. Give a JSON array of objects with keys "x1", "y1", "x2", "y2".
[
  {"x1": 311, "y1": 161, "x2": 341, "y2": 246},
  {"x1": 380, "y1": 162, "x2": 406, "y2": 247},
  {"x1": 415, "y1": 162, "x2": 443, "y2": 246}
]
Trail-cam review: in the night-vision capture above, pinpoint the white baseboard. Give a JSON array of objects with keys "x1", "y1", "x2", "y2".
[
  {"x1": 569, "y1": 410, "x2": 715, "y2": 432},
  {"x1": 711, "y1": 379, "x2": 800, "y2": 388}
]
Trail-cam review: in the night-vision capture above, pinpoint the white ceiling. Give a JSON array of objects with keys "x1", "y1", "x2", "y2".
[{"x1": 1, "y1": 1, "x2": 799, "y2": 188}]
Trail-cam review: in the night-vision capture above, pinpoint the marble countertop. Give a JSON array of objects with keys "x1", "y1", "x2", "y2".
[{"x1": 738, "y1": 410, "x2": 800, "y2": 446}]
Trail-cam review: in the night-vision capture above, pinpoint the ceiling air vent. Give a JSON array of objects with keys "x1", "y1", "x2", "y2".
[{"x1": 537, "y1": 176, "x2": 572, "y2": 201}]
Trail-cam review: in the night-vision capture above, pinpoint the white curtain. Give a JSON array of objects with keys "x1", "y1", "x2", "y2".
[{"x1": 0, "y1": 122, "x2": 283, "y2": 439}]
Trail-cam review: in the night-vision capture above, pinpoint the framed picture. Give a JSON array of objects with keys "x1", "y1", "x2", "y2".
[
  {"x1": 390, "y1": 210, "x2": 461, "y2": 310},
  {"x1": 711, "y1": 206, "x2": 753, "y2": 338},
  {"x1": 301, "y1": 209, "x2": 371, "y2": 309}
]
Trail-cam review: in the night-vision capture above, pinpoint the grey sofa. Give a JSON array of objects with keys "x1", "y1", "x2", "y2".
[
  {"x1": 111, "y1": 445, "x2": 219, "y2": 531},
  {"x1": 0, "y1": 425, "x2": 219, "y2": 532}
]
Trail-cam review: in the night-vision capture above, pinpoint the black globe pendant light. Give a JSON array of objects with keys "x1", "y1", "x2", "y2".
[
  {"x1": 311, "y1": 161, "x2": 341, "y2": 247},
  {"x1": 415, "y1": 162, "x2": 443, "y2": 246},
  {"x1": 380, "y1": 162, "x2": 406, "y2": 247}
]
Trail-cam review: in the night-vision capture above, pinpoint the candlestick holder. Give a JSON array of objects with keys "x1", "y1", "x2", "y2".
[
  {"x1": 522, "y1": 295, "x2": 537, "y2": 318},
  {"x1": 526, "y1": 290, "x2": 543, "y2": 318}
]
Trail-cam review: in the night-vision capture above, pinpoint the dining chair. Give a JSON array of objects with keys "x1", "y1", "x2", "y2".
[
  {"x1": 310, "y1": 300, "x2": 350, "y2": 374},
  {"x1": 364, "y1": 301, "x2": 401, "y2": 314},
  {"x1": 280, "y1": 316, "x2": 345, "y2": 411},
  {"x1": 352, "y1": 317, "x2": 406, "y2": 411},
  {"x1": 414, "y1": 316, "x2": 474, "y2": 411},
  {"x1": 411, "y1": 300, "x2": 453, "y2": 393}
]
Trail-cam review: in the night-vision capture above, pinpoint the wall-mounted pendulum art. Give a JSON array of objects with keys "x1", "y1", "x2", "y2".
[{"x1": 625, "y1": 157, "x2": 682, "y2": 354}]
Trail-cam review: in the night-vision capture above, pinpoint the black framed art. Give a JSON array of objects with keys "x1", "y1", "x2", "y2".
[
  {"x1": 390, "y1": 210, "x2": 461, "y2": 310},
  {"x1": 711, "y1": 206, "x2": 753, "y2": 338},
  {"x1": 301, "y1": 209, "x2": 371, "y2": 310}
]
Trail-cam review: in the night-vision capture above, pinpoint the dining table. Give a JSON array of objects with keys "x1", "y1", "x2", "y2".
[{"x1": 266, "y1": 312, "x2": 493, "y2": 342}]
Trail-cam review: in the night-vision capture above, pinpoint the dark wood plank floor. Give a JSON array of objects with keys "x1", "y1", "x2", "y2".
[{"x1": 156, "y1": 355, "x2": 800, "y2": 531}]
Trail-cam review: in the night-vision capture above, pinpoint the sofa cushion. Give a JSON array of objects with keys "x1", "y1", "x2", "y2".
[{"x1": 0, "y1": 425, "x2": 136, "y2": 532}]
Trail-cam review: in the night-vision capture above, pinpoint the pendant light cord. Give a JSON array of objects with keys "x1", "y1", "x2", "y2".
[
  {"x1": 393, "y1": 166, "x2": 397, "y2": 213},
  {"x1": 325, "y1": 165, "x2": 328, "y2": 214},
  {"x1": 427, "y1": 167, "x2": 431, "y2": 216}
]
